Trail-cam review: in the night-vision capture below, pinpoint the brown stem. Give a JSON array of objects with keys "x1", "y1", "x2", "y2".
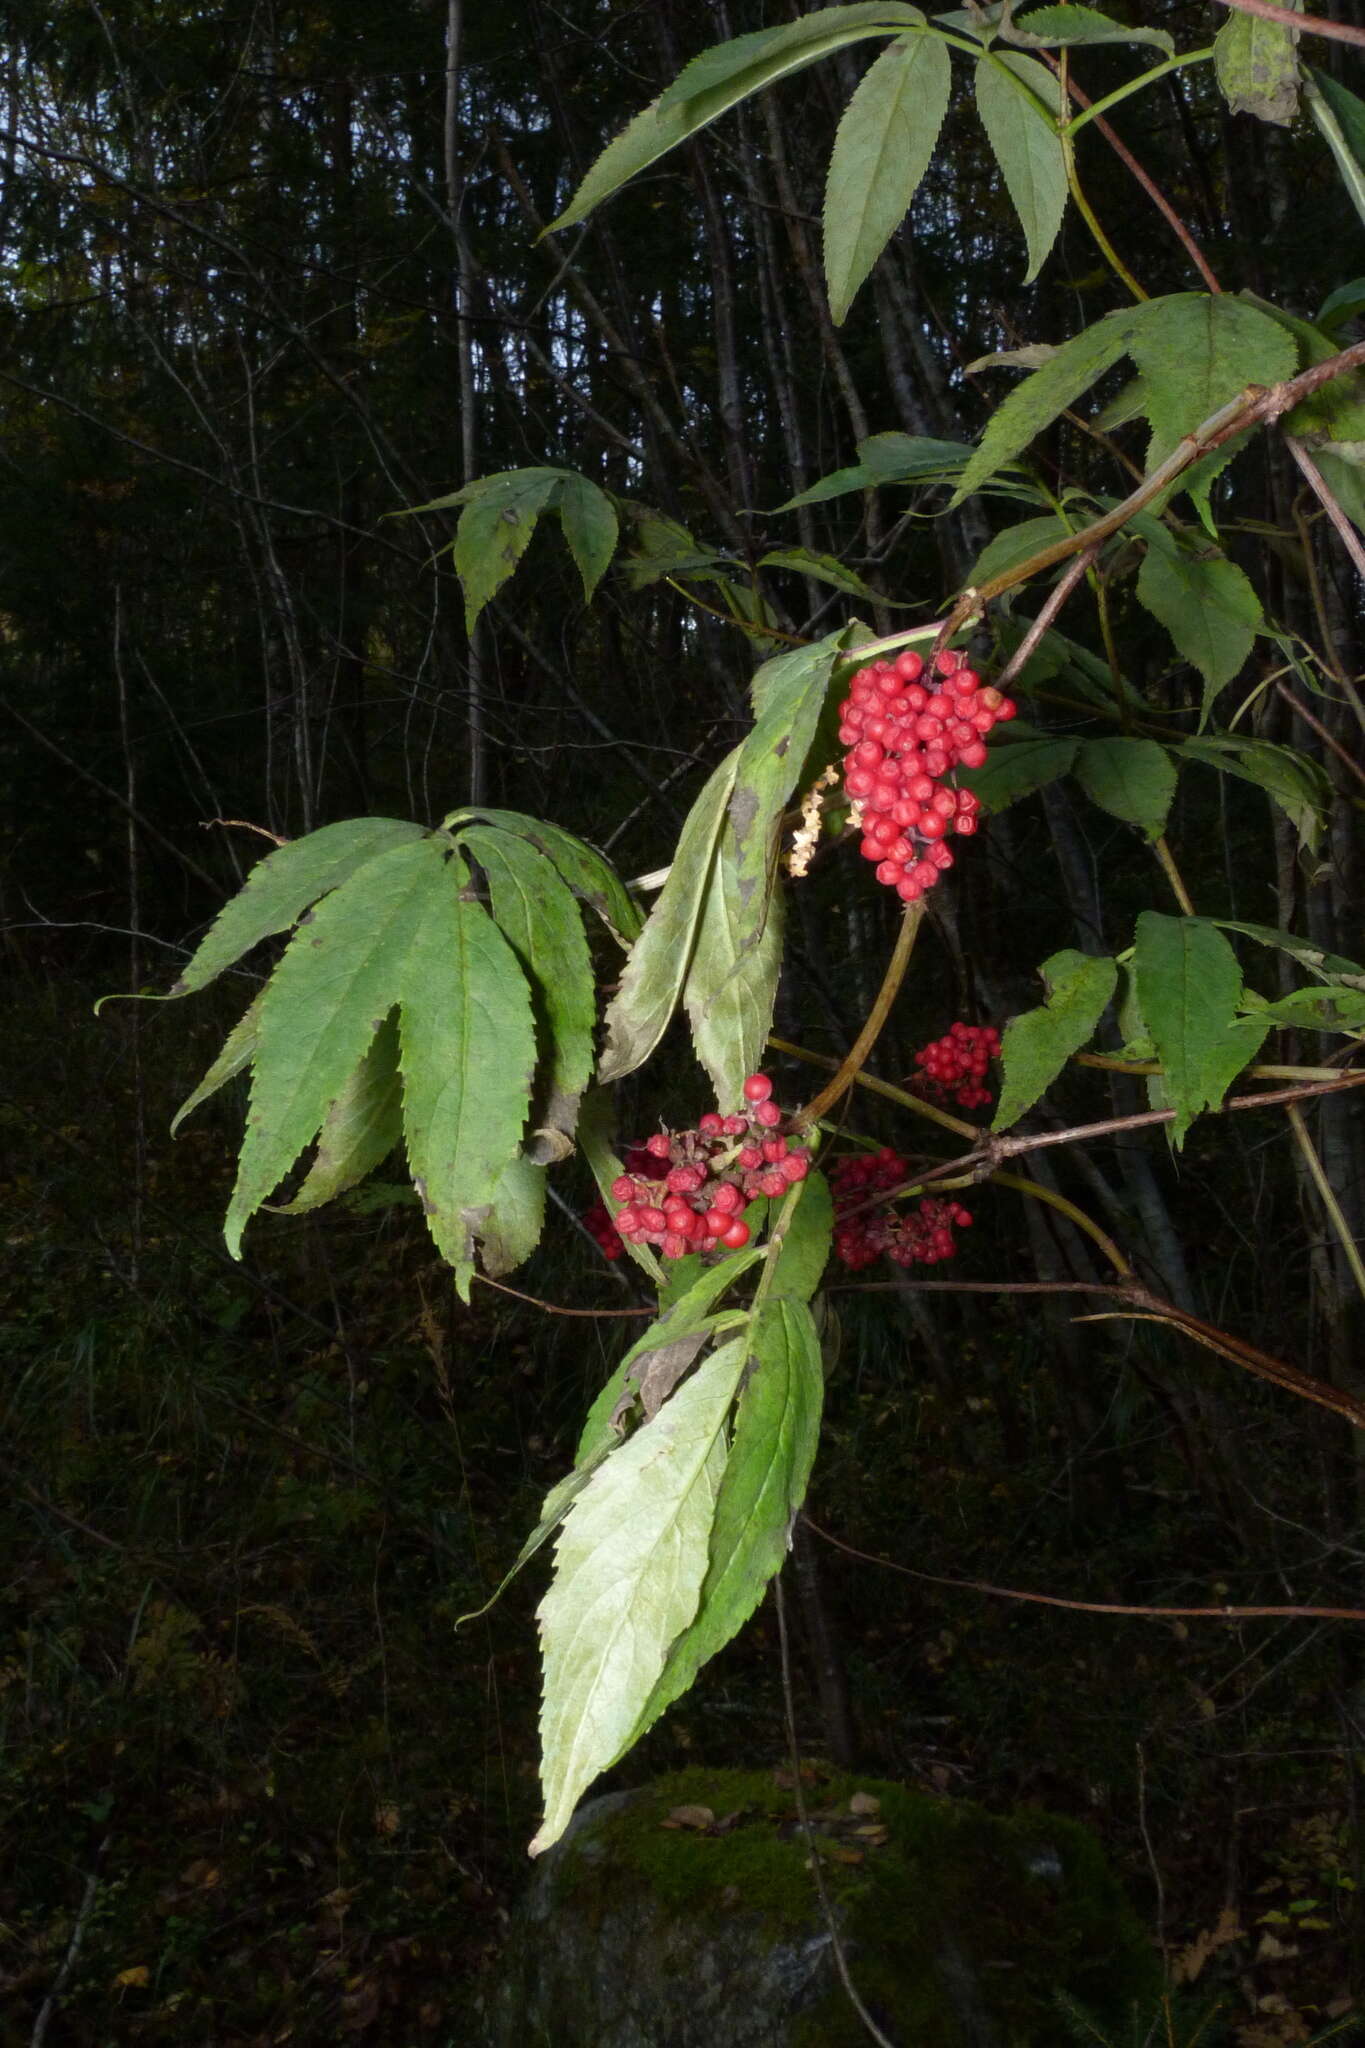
[
  {"x1": 1274, "y1": 677, "x2": 1365, "y2": 794},
  {"x1": 1153, "y1": 835, "x2": 1196, "y2": 915},
  {"x1": 793, "y1": 900, "x2": 925, "y2": 1129},
  {"x1": 1211, "y1": 0, "x2": 1365, "y2": 50},
  {"x1": 987, "y1": 1070, "x2": 1365, "y2": 1161},
  {"x1": 1283, "y1": 435, "x2": 1365, "y2": 736},
  {"x1": 995, "y1": 542, "x2": 1099, "y2": 694}
]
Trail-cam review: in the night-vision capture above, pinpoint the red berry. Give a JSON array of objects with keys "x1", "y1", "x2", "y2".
[
  {"x1": 742, "y1": 1074, "x2": 773, "y2": 1104},
  {"x1": 645, "y1": 1133, "x2": 672, "y2": 1160},
  {"x1": 720, "y1": 1219, "x2": 751, "y2": 1250},
  {"x1": 753, "y1": 1099, "x2": 782, "y2": 1128}
]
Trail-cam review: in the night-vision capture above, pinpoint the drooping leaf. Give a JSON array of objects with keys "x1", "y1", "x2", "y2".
[
  {"x1": 1317, "y1": 278, "x2": 1365, "y2": 339},
  {"x1": 732, "y1": 631, "x2": 841, "y2": 909},
  {"x1": 457, "y1": 825, "x2": 596, "y2": 1151},
  {"x1": 950, "y1": 303, "x2": 1143, "y2": 505},
  {"x1": 1133, "y1": 912, "x2": 1249, "y2": 1147},
  {"x1": 548, "y1": 6, "x2": 922, "y2": 234},
  {"x1": 993, "y1": 949, "x2": 1117, "y2": 1130},
  {"x1": 530, "y1": 1336, "x2": 748, "y2": 1855},
  {"x1": 1011, "y1": 5, "x2": 1172, "y2": 53},
  {"x1": 1306, "y1": 70, "x2": 1365, "y2": 232},
  {"x1": 823, "y1": 28, "x2": 951, "y2": 324},
  {"x1": 450, "y1": 469, "x2": 566, "y2": 633},
  {"x1": 598, "y1": 751, "x2": 740, "y2": 1085},
  {"x1": 1073, "y1": 737, "x2": 1177, "y2": 842},
  {"x1": 628, "y1": 1296, "x2": 824, "y2": 1742},
  {"x1": 1179, "y1": 735, "x2": 1330, "y2": 851},
  {"x1": 956, "y1": 727, "x2": 1080, "y2": 810},
  {"x1": 685, "y1": 861, "x2": 786, "y2": 1109},
  {"x1": 1214, "y1": 1, "x2": 1300, "y2": 126},
  {"x1": 973, "y1": 50, "x2": 1067, "y2": 285},
  {"x1": 171, "y1": 992, "x2": 262, "y2": 1136},
  {"x1": 575, "y1": 1089, "x2": 664, "y2": 1289},
  {"x1": 169, "y1": 818, "x2": 427, "y2": 999},
  {"x1": 442, "y1": 806, "x2": 641, "y2": 945},
  {"x1": 225, "y1": 836, "x2": 458, "y2": 1259},
  {"x1": 554, "y1": 474, "x2": 618, "y2": 605},
  {"x1": 1133, "y1": 527, "x2": 1263, "y2": 722},
  {"x1": 757, "y1": 549, "x2": 888, "y2": 601},
  {"x1": 471, "y1": 1150, "x2": 548, "y2": 1279},
  {"x1": 397, "y1": 857, "x2": 537, "y2": 1296},
  {"x1": 969, "y1": 513, "x2": 1076, "y2": 587},
  {"x1": 764, "y1": 1169, "x2": 835, "y2": 1304},
  {"x1": 270, "y1": 1013, "x2": 403, "y2": 1214},
  {"x1": 1201, "y1": 920, "x2": 1365, "y2": 991},
  {"x1": 455, "y1": 1429, "x2": 621, "y2": 1633},
  {"x1": 1248, "y1": 985, "x2": 1365, "y2": 1033},
  {"x1": 776, "y1": 433, "x2": 979, "y2": 509}
]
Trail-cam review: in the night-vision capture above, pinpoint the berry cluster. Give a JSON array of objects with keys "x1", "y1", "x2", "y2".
[
  {"x1": 610, "y1": 1074, "x2": 811, "y2": 1261},
  {"x1": 913, "y1": 1022, "x2": 1002, "y2": 1112},
  {"x1": 830, "y1": 1148, "x2": 973, "y2": 1271},
  {"x1": 583, "y1": 1140, "x2": 667, "y2": 1262},
  {"x1": 837, "y1": 648, "x2": 1015, "y2": 901}
]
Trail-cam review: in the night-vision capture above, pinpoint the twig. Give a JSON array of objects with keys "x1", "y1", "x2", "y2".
[
  {"x1": 995, "y1": 543, "x2": 1100, "y2": 694},
  {"x1": 1283, "y1": 436, "x2": 1365, "y2": 736},
  {"x1": 1274, "y1": 678, "x2": 1365, "y2": 793},
  {"x1": 773, "y1": 1575, "x2": 897, "y2": 2048},
  {"x1": 803, "y1": 1515, "x2": 1365, "y2": 1623},
  {"x1": 1210, "y1": 0, "x2": 1365, "y2": 50},
  {"x1": 472, "y1": 1274, "x2": 652, "y2": 1317},
  {"x1": 31, "y1": 1842, "x2": 110, "y2": 2047}
]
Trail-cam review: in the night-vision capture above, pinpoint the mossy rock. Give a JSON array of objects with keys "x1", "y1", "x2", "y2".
[{"x1": 483, "y1": 1767, "x2": 1157, "y2": 2046}]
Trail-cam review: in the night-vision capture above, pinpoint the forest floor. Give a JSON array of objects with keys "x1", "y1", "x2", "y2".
[{"x1": 1, "y1": 978, "x2": 1361, "y2": 2045}]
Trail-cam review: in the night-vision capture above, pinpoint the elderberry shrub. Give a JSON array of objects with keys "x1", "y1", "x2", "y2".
[
  {"x1": 913, "y1": 1022, "x2": 1002, "y2": 1112},
  {"x1": 830, "y1": 1148, "x2": 972, "y2": 1271},
  {"x1": 837, "y1": 648, "x2": 1015, "y2": 901},
  {"x1": 608, "y1": 1075, "x2": 810, "y2": 1260}
]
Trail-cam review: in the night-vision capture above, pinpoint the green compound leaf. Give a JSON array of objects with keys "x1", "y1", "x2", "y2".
[
  {"x1": 1214, "y1": 1, "x2": 1301, "y2": 126},
  {"x1": 1134, "y1": 527, "x2": 1263, "y2": 724},
  {"x1": 598, "y1": 751, "x2": 740, "y2": 1086},
  {"x1": 1073, "y1": 737, "x2": 1177, "y2": 842},
  {"x1": 628, "y1": 1295, "x2": 824, "y2": 1745},
  {"x1": 951, "y1": 303, "x2": 1143, "y2": 505},
  {"x1": 957, "y1": 727, "x2": 1080, "y2": 811},
  {"x1": 993, "y1": 949, "x2": 1117, "y2": 1131},
  {"x1": 1133, "y1": 912, "x2": 1253, "y2": 1147},
  {"x1": 548, "y1": 5, "x2": 922, "y2": 234},
  {"x1": 225, "y1": 837, "x2": 461, "y2": 1259},
  {"x1": 1011, "y1": 5, "x2": 1172, "y2": 53},
  {"x1": 171, "y1": 991, "x2": 262, "y2": 1136},
  {"x1": 457, "y1": 825, "x2": 596, "y2": 1153},
  {"x1": 270, "y1": 1013, "x2": 403, "y2": 1215},
  {"x1": 554, "y1": 474, "x2": 619, "y2": 606},
  {"x1": 823, "y1": 28, "x2": 951, "y2": 325},
  {"x1": 170, "y1": 818, "x2": 428, "y2": 999},
  {"x1": 1129, "y1": 294, "x2": 1297, "y2": 519},
  {"x1": 530, "y1": 1336, "x2": 749, "y2": 1856},
  {"x1": 396, "y1": 855, "x2": 537, "y2": 1297},
  {"x1": 973, "y1": 50, "x2": 1067, "y2": 285},
  {"x1": 448, "y1": 468, "x2": 565, "y2": 634},
  {"x1": 441, "y1": 806, "x2": 641, "y2": 946}
]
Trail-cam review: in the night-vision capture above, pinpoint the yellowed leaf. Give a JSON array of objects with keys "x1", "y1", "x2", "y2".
[
  {"x1": 1174, "y1": 1903, "x2": 1245, "y2": 1983},
  {"x1": 114, "y1": 1966, "x2": 151, "y2": 1990}
]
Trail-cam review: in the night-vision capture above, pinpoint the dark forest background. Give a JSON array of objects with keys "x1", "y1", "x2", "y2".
[{"x1": 2, "y1": 1, "x2": 1364, "y2": 2040}]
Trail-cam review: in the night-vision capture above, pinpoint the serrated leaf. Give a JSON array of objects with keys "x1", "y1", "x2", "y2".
[
  {"x1": 993, "y1": 949, "x2": 1117, "y2": 1129},
  {"x1": 531, "y1": 1336, "x2": 749, "y2": 1855},
  {"x1": 1074, "y1": 737, "x2": 1176, "y2": 841},
  {"x1": 950, "y1": 304, "x2": 1142, "y2": 505},
  {"x1": 1250, "y1": 986, "x2": 1365, "y2": 1032},
  {"x1": 451, "y1": 469, "x2": 565, "y2": 634},
  {"x1": 765, "y1": 1169, "x2": 835, "y2": 1304},
  {"x1": 969, "y1": 513, "x2": 1075, "y2": 587},
  {"x1": 171, "y1": 992, "x2": 262, "y2": 1136},
  {"x1": 599, "y1": 752, "x2": 740, "y2": 1085},
  {"x1": 169, "y1": 819, "x2": 428, "y2": 999},
  {"x1": 1134, "y1": 533, "x2": 1263, "y2": 722},
  {"x1": 757, "y1": 549, "x2": 887, "y2": 601},
  {"x1": 1133, "y1": 912, "x2": 1248, "y2": 1147},
  {"x1": 397, "y1": 859, "x2": 536, "y2": 1297},
  {"x1": 1307, "y1": 70, "x2": 1365, "y2": 232},
  {"x1": 956, "y1": 729, "x2": 1079, "y2": 810},
  {"x1": 628, "y1": 1296, "x2": 824, "y2": 1743},
  {"x1": 1201, "y1": 919, "x2": 1365, "y2": 991},
  {"x1": 548, "y1": 6, "x2": 921, "y2": 234},
  {"x1": 733, "y1": 631, "x2": 841, "y2": 901},
  {"x1": 270, "y1": 1013, "x2": 403, "y2": 1214},
  {"x1": 974, "y1": 50, "x2": 1067, "y2": 285},
  {"x1": 1214, "y1": 1, "x2": 1300, "y2": 126},
  {"x1": 442, "y1": 806, "x2": 640, "y2": 945},
  {"x1": 1093, "y1": 373, "x2": 1148, "y2": 432},
  {"x1": 823, "y1": 29, "x2": 950, "y2": 324},
  {"x1": 225, "y1": 837, "x2": 455, "y2": 1259},
  {"x1": 1012, "y1": 5, "x2": 1172, "y2": 53},
  {"x1": 471, "y1": 1150, "x2": 548, "y2": 1278},
  {"x1": 457, "y1": 826, "x2": 595, "y2": 1150},
  {"x1": 554, "y1": 474, "x2": 618, "y2": 605},
  {"x1": 1129, "y1": 294, "x2": 1297, "y2": 517}
]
